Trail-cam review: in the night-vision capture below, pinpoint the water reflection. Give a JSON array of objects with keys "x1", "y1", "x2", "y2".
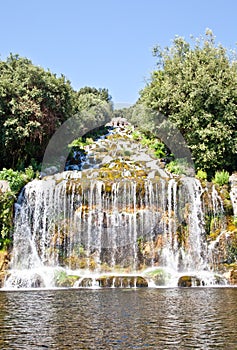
[{"x1": 0, "y1": 288, "x2": 236, "y2": 349}]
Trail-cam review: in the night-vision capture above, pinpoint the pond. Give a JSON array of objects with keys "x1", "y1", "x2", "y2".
[{"x1": 0, "y1": 287, "x2": 236, "y2": 349}]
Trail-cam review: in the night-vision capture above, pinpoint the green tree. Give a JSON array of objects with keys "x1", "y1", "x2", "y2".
[
  {"x1": 77, "y1": 86, "x2": 112, "y2": 106},
  {"x1": 0, "y1": 54, "x2": 76, "y2": 169},
  {"x1": 140, "y1": 30, "x2": 237, "y2": 177},
  {"x1": 74, "y1": 86, "x2": 113, "y2": 133}
]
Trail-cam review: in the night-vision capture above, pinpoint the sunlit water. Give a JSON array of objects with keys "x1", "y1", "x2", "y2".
[{"x1": 0, "y1": 287, "x2": 236, "y2": 349}]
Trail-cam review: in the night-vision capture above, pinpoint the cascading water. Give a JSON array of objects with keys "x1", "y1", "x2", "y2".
[
  {"x1": 3, "y1": 129, "x2": 229, "y2": 289},
  {"x1": 4, "y1": 171, "x2": 227, "y2": 289}
]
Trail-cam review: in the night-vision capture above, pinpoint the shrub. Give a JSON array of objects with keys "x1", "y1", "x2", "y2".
[
  {"x1": 166, "y1": 159, "x2": 191, "y2": 175},
  {"x1": 0, "y1": 167, "x2": 35, "y2": 194},
  {"x1": 213, "y1": 170, "x2": 229, "y2": 186},
  {"x1": 69, "y1": 137, "x2": 93, "y2": 149},
  {"x1": 196, "y1": 169, "x2": 207, "y2": 181},
  {"x1": 0, "y1": 191, "x2": 15, "y2": 249},
  {"x1": 151, "y1": 140, "x2": 166, "y2": 158},
  {"x1": 132, "y1": 131, "x2": 142, "y2": 141},
  {"x1": 166, "y1": 160, "x2": 183, "y2": 175}
]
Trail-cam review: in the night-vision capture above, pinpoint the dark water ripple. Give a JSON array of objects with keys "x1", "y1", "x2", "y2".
[{"x1": 0, "y1": 287, "x2": 236, "y2": 349}]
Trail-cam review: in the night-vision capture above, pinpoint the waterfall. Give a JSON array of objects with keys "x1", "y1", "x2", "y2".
[
  {"x1": 178, "y1": 177, "x2": 207, "y2": 271},
  {"x1": 160, "y1": 179, "x2": 179, "y2": 270},
  {"x1": 4, "y1": 169, "x2": 228, "y2": 288}
]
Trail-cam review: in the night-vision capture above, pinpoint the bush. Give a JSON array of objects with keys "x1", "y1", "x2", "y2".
[
  {"x1": 133, "y1": 131, "x2": 166, "y2": 159},
  {"x1": 69, "y1": 137, "x2": 94, "y2": 149},
  {"x1": 0, "y1": 191, "x2": 15, "y2": 249},
  {"x1": 0, "y1": 167, "x2": 35, "y2": 194},
  {"x1": 132, "y1": 131, "x2": 142, "y2": 141},
  {"x1": 166, "y1": 159, "x2": 190, "y2": 175},
  {"x1": 213, "y1": 170, "x2": 229, "y2": 186},
  {"x1": 196, "y1": 169, "x2": 207, "y2": 181},
  {"x1": 166, "y1": 160, "x2": 183, "y2": 175},
  {"x1": 150, "y1": 140, "x2": 166, "y2": 158}
]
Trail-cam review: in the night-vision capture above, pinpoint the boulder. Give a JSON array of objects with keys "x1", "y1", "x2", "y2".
[{"x1": 178, "y1": 275, "x2": 201, "y2": 287}]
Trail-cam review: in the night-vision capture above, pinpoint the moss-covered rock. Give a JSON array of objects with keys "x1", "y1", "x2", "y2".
[
  {"x1": 136, "y1": 276, "x2": 148, "y2": 287},
  {"x1": 178, "y1": 275, "x2": 201, "y2": 287}
]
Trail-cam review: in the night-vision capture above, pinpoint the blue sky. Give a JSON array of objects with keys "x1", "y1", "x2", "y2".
[{"x1": 1, "y1": 0, "x2": 237, "y2": 106}]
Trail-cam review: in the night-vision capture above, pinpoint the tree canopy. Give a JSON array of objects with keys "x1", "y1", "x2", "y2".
[
  {"x1": 139, "y1": 30, "x2": 237, "y2": 177},
  {"x1": 76, "y1": 86, "x2": 112, "y2": 109},
  {"x1": 0, "y1": 54, "x2": 75, "y2": 169},
  {"x1": 74, "y1": 86, "x2": 113, "y2": 130}
]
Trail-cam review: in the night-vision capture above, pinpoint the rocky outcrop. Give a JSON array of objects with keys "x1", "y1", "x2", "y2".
[
  {"x1": 229, "y1": 266, "x2": 237, "y2": 284},
  {"x1": 0, "y1": 251, "x2": 10, "y2": 287}
]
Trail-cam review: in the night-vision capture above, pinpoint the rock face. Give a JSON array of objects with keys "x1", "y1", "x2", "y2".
[
  {"x1": 0, "y1": 251, "x2": 10, "y2": 287},
  {"x1": 229, "y1": 266, "x2": 237, "y2": 285}
]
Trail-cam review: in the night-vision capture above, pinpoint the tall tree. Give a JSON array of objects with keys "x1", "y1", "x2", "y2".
[
  {"x1": 77, "y1": 86, "x2": 111, "y2": 103},
  {"x1": 140, "y1": 30, "x2": 237, "y2": 176},
  {"x1": 0, "y1": 54, "x2": 75, "y2": 169},
  {"x1": 74, "y1": 86, "x2": 113, "y2": 131}
]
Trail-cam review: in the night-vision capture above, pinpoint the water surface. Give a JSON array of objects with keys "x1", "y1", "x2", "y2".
[{"x1": 0, "y1": 287, "x2": 236, "y2": 349}]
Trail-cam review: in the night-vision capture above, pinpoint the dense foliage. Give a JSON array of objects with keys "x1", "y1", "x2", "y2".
[
  {"x1": 0, "y1": 54, "x2": 76, "y2": 169},
  {"x1": 76, "y1": 86, "x2": 112, "y2": 110},
  {"x1": 139, "y1": 30, "x2": 237, "y2": 177},
  {"x1": 0, "y1": 191, "x2": 14, "y2": 249},
  {"x1": 0, "y1": 167, "x2": 35, "y2": 193},
  {"x1": 74, "y1": 86, "x2": 113, "y2": 131}
]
